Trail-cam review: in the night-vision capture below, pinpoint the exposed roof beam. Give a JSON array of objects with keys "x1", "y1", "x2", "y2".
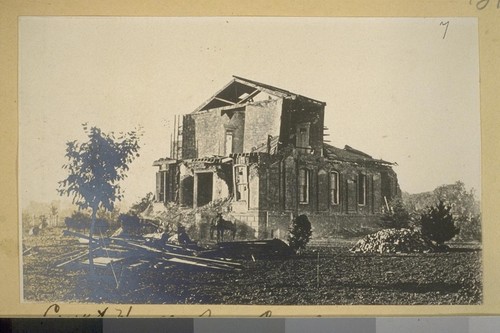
[
  {"x1": 214, "y1": 97, "x2": 236, "y2": 105},
  {"x1": 235, "y1": 89, "x2": 260, "y2": 105}
]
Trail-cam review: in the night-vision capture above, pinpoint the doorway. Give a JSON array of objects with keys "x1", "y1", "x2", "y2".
[{"x1": 196, "y1": 172, "x2": 213, "y2": 207}]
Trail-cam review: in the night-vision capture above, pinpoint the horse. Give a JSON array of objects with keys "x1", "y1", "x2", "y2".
[{"x1": 210, "y1": 213, "x2": 236, "y2": 243}]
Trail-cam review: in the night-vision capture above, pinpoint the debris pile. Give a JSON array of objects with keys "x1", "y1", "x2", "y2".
[
  {"x1": 56, "y1": 229, "x2": 243, "y2": 274},
  {"x1": 350, "y1": 228, "x2": 438, "y2": 254},
  {"x1": 201, "y1": 239, "x2": 294, "y2": 260}
]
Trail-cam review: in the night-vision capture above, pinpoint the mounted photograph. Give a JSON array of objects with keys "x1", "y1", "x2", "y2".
[{"x1": 19, "y1": 17, "x2": 481, "y2": 305}]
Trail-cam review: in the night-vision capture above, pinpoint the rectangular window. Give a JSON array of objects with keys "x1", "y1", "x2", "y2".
[
  {"x1": 330, "y1": 171, "x2": 339, "y2": 205},
  {"x1": 296, "y1": 123, "x2": 310, "y2": 153},
  {"x1": 234, "y1": 165, "x2": 248, "y2": 201},
  {"x1": 225, "y1": 130, "x2": 233, "y2": 156},
  {"x1": 159, "y1": 171, "x2": 166, "y2": 202},
  {"x1": 358, "y1": 173, "x2": 366, "y2": 206},
  {"x1": 298, "y1": 168, "x2": 310, "y2": 204}
]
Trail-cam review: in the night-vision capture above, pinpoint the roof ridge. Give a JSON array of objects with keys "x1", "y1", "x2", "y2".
[{"x1": 232, "y1": 75, "x2": 326, "y2": 106}]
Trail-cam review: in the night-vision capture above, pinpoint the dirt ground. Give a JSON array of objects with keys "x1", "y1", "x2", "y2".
[{"x1": 22, "y1": 227, "x2": 482, "y2": 305}]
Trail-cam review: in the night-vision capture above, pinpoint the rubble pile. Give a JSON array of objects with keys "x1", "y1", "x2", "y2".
[{"x1": 350, "y1": 228, "x2": 438, "y2": 254}]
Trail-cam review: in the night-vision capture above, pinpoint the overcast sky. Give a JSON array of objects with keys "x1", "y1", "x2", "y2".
[{"x1": 19, "y1": 17, "x2": 480, "y2": 208}]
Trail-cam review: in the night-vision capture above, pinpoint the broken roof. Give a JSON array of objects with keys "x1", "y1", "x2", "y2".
[
  {"x1": 193, "y1": 76, "x2": 326, "y2": 113},
  {"x1": 324, "y1": 144, "x2": 396, "y2": 166}
]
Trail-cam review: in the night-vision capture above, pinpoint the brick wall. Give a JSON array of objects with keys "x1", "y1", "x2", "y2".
[
  {"x1": 243, "y1": 99, "x2": 282, "y2": 152},
  {"x1": 183, "y1": 108, "x2": 245, "y2": 159}
]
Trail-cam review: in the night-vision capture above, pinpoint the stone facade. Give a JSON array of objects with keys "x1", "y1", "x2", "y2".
[{"x1": 154, "y1": 76, "x2": 400, "y2": 239}]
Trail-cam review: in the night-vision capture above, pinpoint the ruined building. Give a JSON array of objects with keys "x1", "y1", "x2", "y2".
[{"x1": 154, "y1": 76, "x2": 400, "y2": 238}]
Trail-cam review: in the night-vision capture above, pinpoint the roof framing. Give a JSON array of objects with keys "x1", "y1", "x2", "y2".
[{"x1": 192, "y1": 75, "x2": 326, "y2": 114}]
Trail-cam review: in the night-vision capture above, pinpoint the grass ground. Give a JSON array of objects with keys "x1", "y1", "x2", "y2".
[{"x1": 22, "y1": 227, "x2": 482, "y2": 305}]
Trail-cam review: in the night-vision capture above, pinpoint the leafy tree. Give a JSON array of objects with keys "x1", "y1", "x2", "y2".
[
  {"x1": 58, "y1": 124, "x2": 141, "y2": 272},
  {"x1": 434, "y1": 181, "x2": 481, "y2": 241},
  {"x1": 403, "y1": 181, "x2": 481, "y2": 241},
  {"x1": 378, "y1": 199, "x2": 411, "y2": 229},
  {"x1": 420, "y1": 201, "x2": 460, "y2": 246},
  {"x1": 288, "y1": 214, "x2": 312, "y2": 254}
]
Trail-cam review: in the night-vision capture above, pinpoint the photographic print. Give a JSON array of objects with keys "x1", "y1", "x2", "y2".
[{"x1": 19, "y1": 17, "x2": 481, "y2": 305}]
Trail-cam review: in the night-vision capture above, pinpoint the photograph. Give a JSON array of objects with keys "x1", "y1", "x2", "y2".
[{"x1": 19, "y1": 16, "x2": 481, "y2": 305}]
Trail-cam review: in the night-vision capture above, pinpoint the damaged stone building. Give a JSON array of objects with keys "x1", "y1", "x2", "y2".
[{"x1": 154, "y1": 76, "x2": 400, "y2": 238}]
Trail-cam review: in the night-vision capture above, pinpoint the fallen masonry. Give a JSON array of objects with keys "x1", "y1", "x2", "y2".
[{"x1": 350, "y1": 228, "x2": 439, "y2": 254}]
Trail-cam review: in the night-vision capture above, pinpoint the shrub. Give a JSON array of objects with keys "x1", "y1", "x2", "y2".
[
  {"x1": 288, "y1": 215, "x2": 312, "y2": 253},
  {"x1": 420, "y1": 201, "x2": 460, "y2": 245},
  {"x1": 119, "y1": 214, "x2": 141, "y2": 235},
  {"x1": 65, "y1": 211, "x2": 92, "y2": 232},
  {"x1": 378, "y1": 199, "x2": 411, "y2": 229}
]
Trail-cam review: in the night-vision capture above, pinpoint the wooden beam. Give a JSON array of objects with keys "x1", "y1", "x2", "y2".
[
  {"x1": 235, "y1": 89, "x2": 260, "y2": 105},
  {"x1": 214, "y1": 96, "x2": 236, "y2": 105}
]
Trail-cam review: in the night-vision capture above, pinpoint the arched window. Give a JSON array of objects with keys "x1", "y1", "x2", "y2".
[{"x1": 298, "y1": 168, "x2": 310, "y2": 204}]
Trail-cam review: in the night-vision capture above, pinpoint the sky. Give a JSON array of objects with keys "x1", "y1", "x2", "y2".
[{"x1": 19, "y1": 17, "x2": 480, "y2": 209}]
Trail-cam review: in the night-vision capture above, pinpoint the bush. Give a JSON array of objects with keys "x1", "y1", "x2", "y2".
[
  {"x1": 288, "y1": 215, "x2": 312, "y2": 254},
  {"x1": 420, "y1": 201, "x2": 460, "y2": 245},
  {"x1": 94, "y1": 219, "x2": 110, "y2": 235},
  {"x1": 119, "y1": 214, "x2": 141, "y2": 235},
  {"x1": 65, "y1": 211, "x2": 92, "y2": 232},
  {"x1": 378, "y1": 199, "x2": 411, "y2": 229}
]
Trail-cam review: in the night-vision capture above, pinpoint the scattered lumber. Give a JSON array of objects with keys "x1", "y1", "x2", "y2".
[
  {"x1": 57, "y1": 228, "x2": 299, "y2": 273},
  {"x1": 111, "y1": 236, "x2": 242, "y2": 271},
  {"x1": 54, "y1": 247, "x2": 101, "y2": 268}
]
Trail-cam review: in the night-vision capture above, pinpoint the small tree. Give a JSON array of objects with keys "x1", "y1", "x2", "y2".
[
  {"x1": 420, "y1": 201, "x2": 460, "y2": 246},
  {"x1": 58, "y1": 124, "x2": 141, "y2": 273},
  {"x1": 38, "y1": 215, "x2": 48, "y2": 229},
  {"x1": 378, "y1": 199, "x2": 411, "y2": 229},
  {"x1": 50, "y1": 204, "x2": 59, "y2": 227},
  {"x1": 288, "y1": 214, "x2": 312, "y2": 254}
]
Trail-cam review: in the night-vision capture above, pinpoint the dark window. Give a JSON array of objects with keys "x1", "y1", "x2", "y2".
[
  {"x1": 330, "y1": 171, "x2": 339, "y2": 205},
  {"x1": 358, "y1": 173, "x2": 366, "y2": 206},
  {"x1": 158, "y1": 171, "x2": 166, "y2": 202},
  {"x1": 298, "y1": 168, "x2": 310, "y2": 204}
]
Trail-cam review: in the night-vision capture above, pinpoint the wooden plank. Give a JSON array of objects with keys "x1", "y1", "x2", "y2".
[
  {"x1": 63, "y1": 229, "x2": 103, "y2": 244},
  {"x1": 81, "y1": 256, "x2": 126, "y2": 267},
  {"x1": 111, "y1": 237, "x2": 243, "y2": 269},
  {"x1": 55, "y1": 247, "x2": 100, "y2": 268},
  {"x1": 165, "y1": 257, "x2": 230, "y2": 271},
  {"x1": 214, "y1": 96, "x2": 236, "y2": 105}
]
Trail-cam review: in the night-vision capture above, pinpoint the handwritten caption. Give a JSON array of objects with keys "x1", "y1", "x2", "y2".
[
  {"x1": 470, "y1": 0, "x2": 500, "y2": 10},
  {"x1": 43, "y1": 304, "x2": 273, "y2": 318}
]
